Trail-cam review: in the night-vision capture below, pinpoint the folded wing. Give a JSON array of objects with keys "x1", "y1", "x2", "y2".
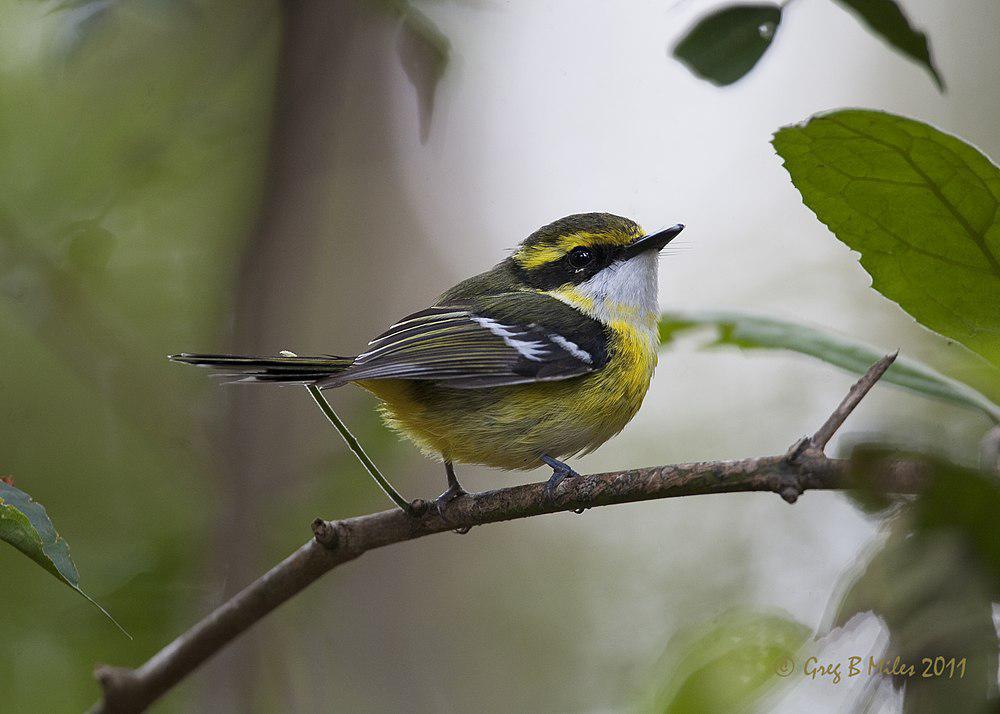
[{"x1": 328, "y1": 294, "x2": 608, "y2": 390}]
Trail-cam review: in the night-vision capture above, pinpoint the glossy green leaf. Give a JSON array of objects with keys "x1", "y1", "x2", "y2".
[
  {"x1": 0, "y1": 480, "x2": 128, "y2": 636},
  {"x1": 773, "y1": 110, "x2": 1000, "y2": 366},
  {"x1": 832, "y1": 0, "x2": 943, "y2": 90},
  {"x1": 659, "y1": 309, "x2": 1000, "y2": 423},
  {"x1": 672, "y1": 4, "x2": 781, "y2": 86},
  {"x1": 649, "y1": 610, "x2": 809, "y2": 713}
]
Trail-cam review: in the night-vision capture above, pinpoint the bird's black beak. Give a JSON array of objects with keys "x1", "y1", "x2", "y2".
[{"x1": 622, "y1": 224, "x2": 685, "y2": 259}]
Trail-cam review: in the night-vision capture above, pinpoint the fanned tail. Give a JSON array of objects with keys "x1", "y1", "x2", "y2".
[{"x1": 169, "y1": 352, "x2": 354, "y2": 385}]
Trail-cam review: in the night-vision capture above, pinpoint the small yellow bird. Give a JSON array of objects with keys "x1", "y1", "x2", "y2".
[{"x1": 172, "y1": 213, "x2": 683, "y2": 507}]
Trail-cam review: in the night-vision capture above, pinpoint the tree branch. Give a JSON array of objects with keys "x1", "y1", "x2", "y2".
[
  {"x1": 811, "y1": 351, "x2": 897, "y2": 450},
  {"x1": 91, "y1": 356, "x2": 918, "y2": 713}
]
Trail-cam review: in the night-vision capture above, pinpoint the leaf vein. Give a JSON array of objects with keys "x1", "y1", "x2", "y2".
[{"x1": 827, "y1": 116, "x2": 1000, "y2": 277}]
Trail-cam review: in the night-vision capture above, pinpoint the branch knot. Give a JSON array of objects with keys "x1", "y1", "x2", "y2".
[{"x1": 311, "y1": 518, "x2": 339, "y2": 548}]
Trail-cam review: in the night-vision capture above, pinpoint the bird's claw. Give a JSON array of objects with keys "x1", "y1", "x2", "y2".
[
  {"x1": 435, "y1": 482, "x2": 467, "y2": 521},
  {"x1": 541, "y1": 455, "x2": 580, "y2": 501}
]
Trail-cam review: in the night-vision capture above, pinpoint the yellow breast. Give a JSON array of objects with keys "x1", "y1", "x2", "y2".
[
  {"x1": 542, "y1": 283, "x2": 660, "y2": 429},
  {"x1": 358, "y1": 316, "x2": 658, "y2": 470},
  {"x1": 597, "y1": 319, "x2": 659, "y2": 407}
]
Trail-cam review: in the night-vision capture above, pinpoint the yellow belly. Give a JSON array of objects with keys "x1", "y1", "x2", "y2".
[{"x1": 357, "y1": 322, "x2": 657, "y2": 470}]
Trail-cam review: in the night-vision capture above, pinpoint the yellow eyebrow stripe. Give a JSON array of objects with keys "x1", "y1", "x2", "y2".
[
  {"x1": 513, "y1": 244, "x2": 565, "y2": 270},
  {"x1": 512, "y1": 227, "x2": 644, "y2": 270}
]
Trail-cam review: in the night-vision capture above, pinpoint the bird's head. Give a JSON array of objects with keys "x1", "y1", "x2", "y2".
[{"x1": 509, "y1": 213, "x2": 684, "y2": 326}]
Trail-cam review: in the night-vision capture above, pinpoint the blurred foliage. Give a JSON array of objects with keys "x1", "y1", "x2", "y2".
[
  {"x1": 836, "y1": 449, "x2": 1000, "y2": 712},
  {"x1": 671, "y1": 4, "x2": 781, "y2": 87},
  {"x1": 907, "y1": 450, "x2": 1000, "y2": 587},
  {"x1": 1, "y1": 0, "x2": 280, "y2": 440},
  {"x1": 773, "y1": 110, "x2": 1000, "y2": 367},
  {"x1": 0, "y1": 479, "x2": 125, "y2": 633},
  {"x1": 0, "y1": 0, "x2": 280, "y2": 709},
  {"x1": 831, "y1": 0, "x2": 943, "y2": 90},
  {"x1": 659, "y1": 309, "x2": 1000, "y2": 423},
  {"x1": 672, "y1": 0, "x2": 942, "y2": 89},
  {"x1": 647, "y1": 610, "x2": 810, "y2": 713},
  {"x1": 377, "y1": 0, "x2": 451, "y2": 142}
]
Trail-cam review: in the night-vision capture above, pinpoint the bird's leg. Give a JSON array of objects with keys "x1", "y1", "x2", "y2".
[
  {"x1": 541, "y1": 453, "x2": 580, "y2": 497},
  {"x1": 435, "y1": 460, "x2": 467, "y2": 519}
]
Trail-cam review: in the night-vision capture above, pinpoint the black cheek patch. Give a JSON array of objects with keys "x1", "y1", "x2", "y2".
[{"x1": 514, "y1": 247, "x2": 613, "y2": 290}]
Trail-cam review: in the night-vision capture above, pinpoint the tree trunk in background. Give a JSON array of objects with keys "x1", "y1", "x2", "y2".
[{"x1": 201, "y1": 0, "x2": 449, "y2": 708}]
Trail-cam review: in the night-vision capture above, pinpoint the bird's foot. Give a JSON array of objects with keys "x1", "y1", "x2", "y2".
[
  {"x1": 541, "y1": 454, "x2": 580, "y2": 500},
  {"x1": 435, "y1": 481, "x2": 467, "y2": 521},
  {"x1": 436, "y1": 460, "x2": 473, "y2": 533}
]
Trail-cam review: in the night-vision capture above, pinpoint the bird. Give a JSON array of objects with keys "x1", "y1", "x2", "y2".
[{"x1": 171, "y1": 213, "x2": 684, "y2": 510}]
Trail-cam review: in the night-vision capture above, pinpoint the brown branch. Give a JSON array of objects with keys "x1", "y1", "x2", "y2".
[
  {"x1": 811, "y1": 351, "x2": 897, "y2": 450},
  {"x1": 91, "y1": 356, "x2": 915, "y2": 713}
]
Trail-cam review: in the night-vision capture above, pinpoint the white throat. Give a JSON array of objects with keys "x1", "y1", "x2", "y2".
[{"x1": 574, "y1": 251, "x2": 659, "y2": 325}]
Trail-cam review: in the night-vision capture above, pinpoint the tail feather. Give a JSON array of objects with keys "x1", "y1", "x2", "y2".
[{"x1": 169, "y1": 353, "x2": 354, "y2": 385}]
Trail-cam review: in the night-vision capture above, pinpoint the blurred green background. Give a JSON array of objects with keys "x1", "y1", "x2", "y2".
[{"x1": 1, "y1": 0, "x2": 998, "y2": 711}]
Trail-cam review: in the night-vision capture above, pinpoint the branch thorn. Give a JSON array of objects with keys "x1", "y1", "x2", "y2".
[{"x1": 810, "y1": 352, "x2": 897, "y2": 452}]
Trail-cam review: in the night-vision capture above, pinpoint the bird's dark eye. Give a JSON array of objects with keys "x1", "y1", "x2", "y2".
[{"x1": 568, "y1": 247, "x2": 594, "y2": 269}]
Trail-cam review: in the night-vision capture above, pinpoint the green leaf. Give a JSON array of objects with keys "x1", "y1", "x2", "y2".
[
  {"x1": 672, "y1": 4, "x2": 781, "y2": 86},
  {"x1": 0, "y1": 480, "x2": 128, "y2": 636},
  {"x1": 659, "y1": 309, "x2": 1000, "y2": 423},
  {"x1": 649, "y1": 610, "x2": 809, "y2": 713},
  {"x1": 831, "y1": 0, "x2": 944, "y2": 90},
  {"x1": 772, "y1": 110, "x2": 1000, "y2": 366}
]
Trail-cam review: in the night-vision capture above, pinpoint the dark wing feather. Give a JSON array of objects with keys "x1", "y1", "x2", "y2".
[{"x1": 326, "y1": 294, "x2": 608, "y2": 390}]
